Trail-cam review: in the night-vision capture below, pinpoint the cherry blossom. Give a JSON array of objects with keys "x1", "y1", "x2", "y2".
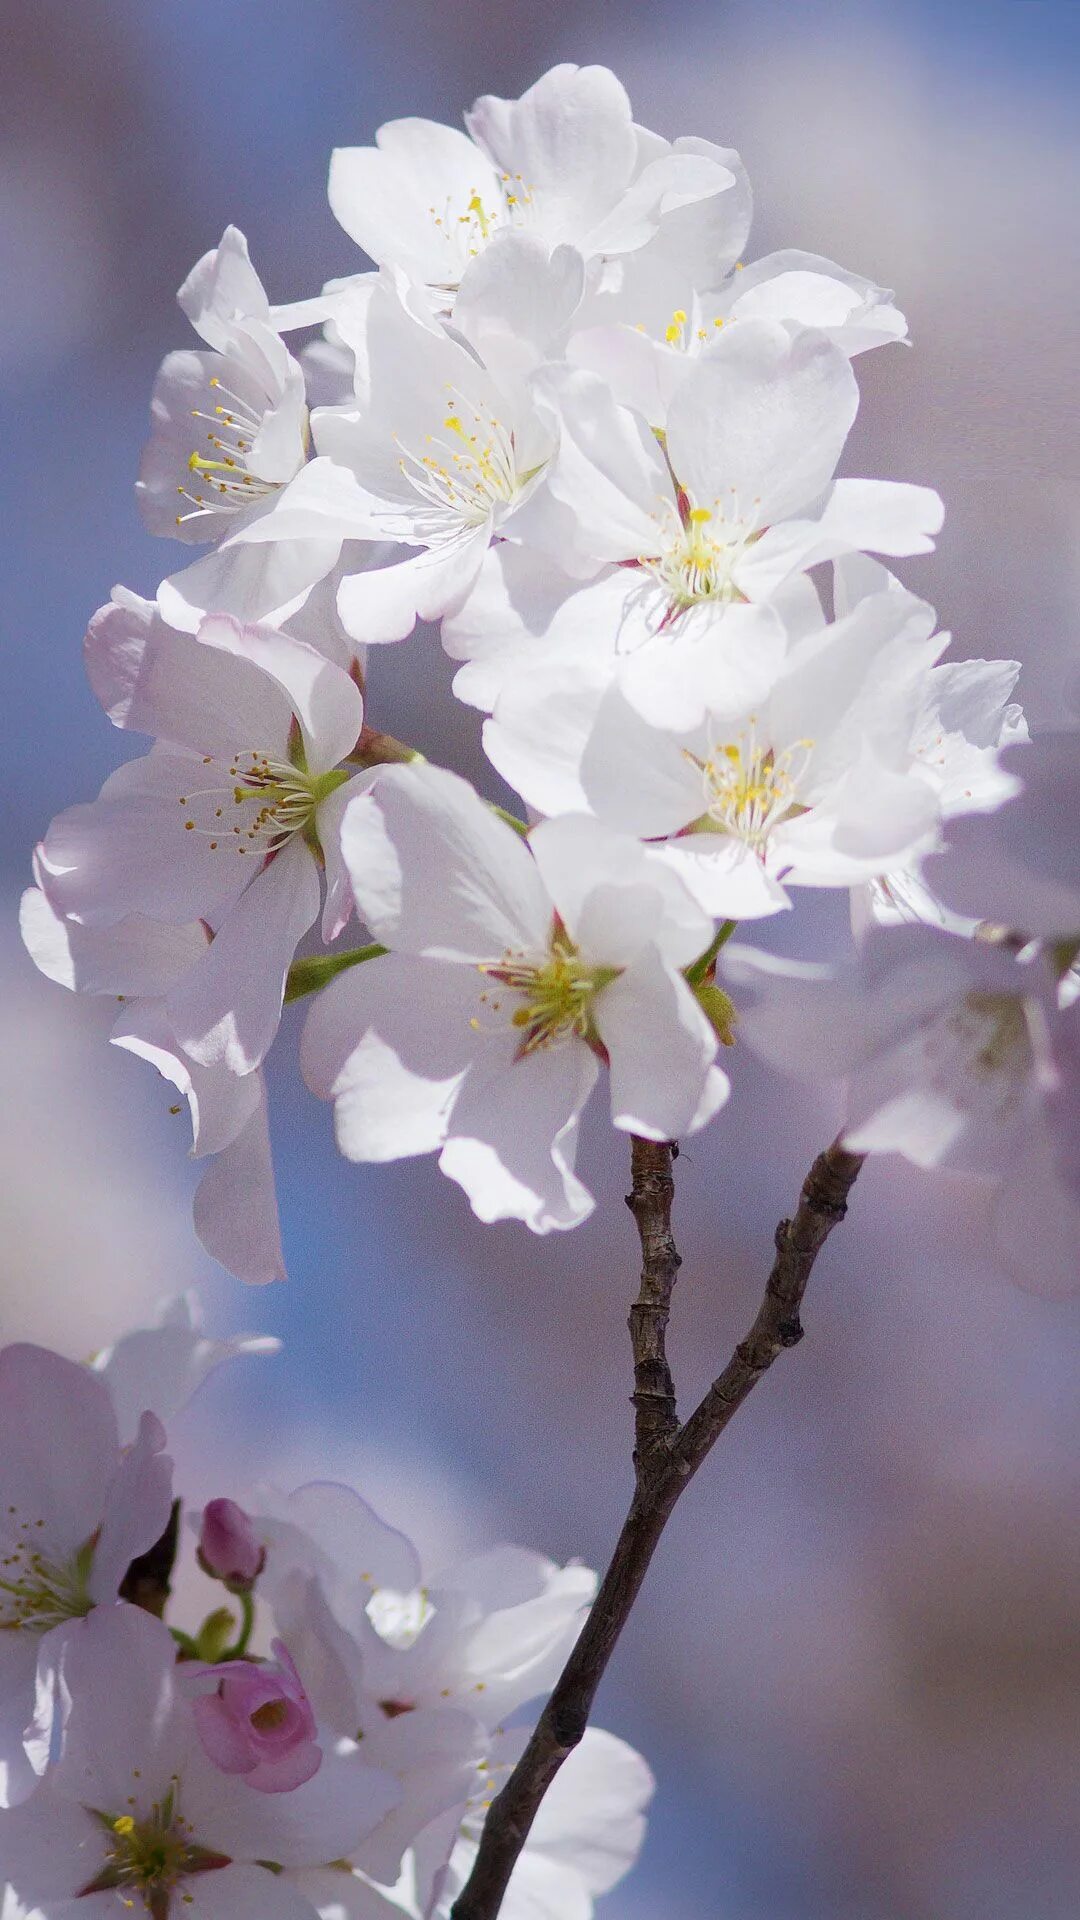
[
  {"x1": 254, "y1": 1479, "x2": 600, "y2": 1899},
  {"x1": 0, "y1": 1347, "x2": 172, "y2": 1806},
  {"x1": 225, "y1": 235, "x2": 583, "y2": 646},
  {"x1": 521, "y1": 320, "x2": 940, "y2": 597},
  {"x1": 725, "y1": 926, "x2": 1080, "y2": 1296},
  {"x1": 289, "y1": 1726, "x2": 653, "y2": 1920},
  {"x1": 301, "y1": 763, "x2": 727, "y2": 1229},
  {"x1": 569, "y1": 246, "x2": 908, "y2": 428},
  {"x1": 487, "y1": 581, "x2": 956, "y2": 915},
  {"x1": 191, "y1": 1640, "x2": 322, "y2": 1794},
  {"x1": 198, "y1": 1500, "x2": 266, "y2": 1590},
  {"x1": 93, "y1": 1297, "x2": 280, "y2": 1445},
  {"x1": 327, "y1": 64, "x2": 742, "y2": 296},
  {"x1": 135, "y1": 226, "x2": 342, "y2": 635},
  {"x1": 0, "y1": 1606, "x2": 399, "y2": 1920},
  {"x1": 34, "y1": 597, "x2": 366, "y2": 1076}
]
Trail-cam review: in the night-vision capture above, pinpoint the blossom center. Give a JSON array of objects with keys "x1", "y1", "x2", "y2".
[
  {"x1": 82, "y1": 1790, "x2": 229, "y2": 1915},
  {"x1": 0, "y1": 1515, "x2": 94, "y2": 1634},
  {"x1": 396, "y1": 390, "x2": 523, "y2": 536},
  {"x1": 176, "y1": 376, "x2": 293, "y2": 527},
  {"x1": 957, "y1": 991, "x2": 1033, "y2": 1083},
  {"x1": 177, "y1": 753, "x2": 347, "y2": 859},
  {"x1": 690, "y1": 722, "x2": 813, "y2": 850},
  {"x1": 474, "y1": 926, "x2": 618, "y2": 1056},
  {"x1": 426, "y1": 175, "x2": 535, "y2": 282},
  {"x1": 250, "y1": 1698, "x2": 288, "y2": 1733},
  {"x1": 645, "y1": 496, "x2": 758, "y2": 610},
  {"x1": 658, "y1": 306, "x2": 726, "y2": 349}
]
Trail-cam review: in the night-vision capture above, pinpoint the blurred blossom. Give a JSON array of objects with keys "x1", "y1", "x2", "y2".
[{"x1": 0, "y1": 905, "x2": 213, "y2": 1353}]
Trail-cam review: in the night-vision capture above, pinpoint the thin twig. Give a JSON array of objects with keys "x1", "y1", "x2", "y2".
[{"x1": 449, "y1": 1138, "x2": 864, "y2": 1920}]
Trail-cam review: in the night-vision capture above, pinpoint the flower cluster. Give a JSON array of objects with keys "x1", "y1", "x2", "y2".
[
  {"x1": 0, "y1": 1300, "x2": 650, "y2": 1919},
  {"x1": 25, "y1": 59, "x2": 1051, "y2": 1282}
]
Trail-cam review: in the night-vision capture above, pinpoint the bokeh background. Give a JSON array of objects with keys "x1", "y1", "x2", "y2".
[{"x1": 2, "y1": 3, "x2": 1078, "y2": 1915}]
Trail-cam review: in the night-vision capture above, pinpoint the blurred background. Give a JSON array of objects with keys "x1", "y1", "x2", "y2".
[{"x1": 2, "y1": 2, "x2": 1078, "y2": 1915}]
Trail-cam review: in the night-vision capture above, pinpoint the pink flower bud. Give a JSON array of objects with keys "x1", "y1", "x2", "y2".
[
  {"x1": 198, "y1": 1498, "x2": 264, "y2": 1588},
  {"x1": 192, "y1": 1640, "x2": 321, "y2": 1793}
]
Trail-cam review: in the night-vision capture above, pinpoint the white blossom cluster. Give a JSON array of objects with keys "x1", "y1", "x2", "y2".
[
  {"x1": 0, "y1": 1301, "x2": 648, "y2": 1919},
  {"x1": 26, "y1": 60, "x2": 1068, "y2": 1285}
]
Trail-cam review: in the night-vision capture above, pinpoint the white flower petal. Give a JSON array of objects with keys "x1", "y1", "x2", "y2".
[
  {"x1": 192, "y1": 1092, "x2": 286, "y2": 1285},
  {"x1": 597, "y1": 947, "x2": 726, "y2": 1138},
  {"x1": 340, "y1": 764, "x2": 551, "y2": 961},
  {"x1": 666, "y1": 320, "x2": 858, "y2": 525},
  {"x1": 300, "y1": 956, "x2": 476, "y2": 1162},
  {"x1": 528, "y1": 815, "x2": 712, "y2": 968},
  {"x1": 440, "y1": 1037, "x2": 597, "y2": 1232}
]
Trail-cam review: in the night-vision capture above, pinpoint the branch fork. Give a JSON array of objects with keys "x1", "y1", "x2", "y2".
[{"x1": 450, "y1": 1134, "x2": 864, "y2": 1920}]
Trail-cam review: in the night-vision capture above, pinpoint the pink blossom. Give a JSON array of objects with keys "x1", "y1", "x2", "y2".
[
  {"x1": 193, "y1": 1639, "x2": 321, "y2": 1793},
  {"x1": 198, "y1": 1497, "x2": 266, "y2": 1588}
]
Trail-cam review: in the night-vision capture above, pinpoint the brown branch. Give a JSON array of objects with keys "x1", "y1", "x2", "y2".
[
  {"x1": 449, "y1": 1137, "x2": 865, "y2": 1920},
  {"x1": 626, "y1": 1137, "x2": 681, "y2": 1463}
]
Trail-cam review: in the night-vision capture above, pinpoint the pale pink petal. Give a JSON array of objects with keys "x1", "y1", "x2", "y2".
[
  {"x1": 167, "y1": 836, "x2": 320, "y2": 1072},
  {"x1": 90, "y1": 1411, "x2": 174, "y2": 1603},
  {"x1": 193, "y1": 1094, "x2": 286, "y2": 1286}
]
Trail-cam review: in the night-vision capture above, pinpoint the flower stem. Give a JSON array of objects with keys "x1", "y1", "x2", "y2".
[
  {"x1": 284, "y1": 943, "x2": 388, "y2": 1004},
  {"x1": 224, "y1": 1588, "x2": 256, "y2": 1660},
  {"x1": 684, "y1": 918, "x2": 738, "y2": 989}
]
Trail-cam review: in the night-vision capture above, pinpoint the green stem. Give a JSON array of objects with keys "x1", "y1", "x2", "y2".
[
  {"x1": 684, "y1": 919, "x2": 738, "y2": 989},
  {"x1": 490, "y1": 804, "x2": 530, "y2": 838},
  {"x1": 224, "y1": 1589, "x2": 256, "y2": 1660},
  {"x1": 170, "y1": 1627, "x2": 199, "y2": 1659},
  {"x1": 284, "y1": 943, "x2": 388, "y2": 1004}
]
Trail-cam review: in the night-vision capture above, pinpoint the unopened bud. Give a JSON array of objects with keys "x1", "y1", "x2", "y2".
[{"x1": 198, "y1": 1497, "x2": 264, "y2": 1589}]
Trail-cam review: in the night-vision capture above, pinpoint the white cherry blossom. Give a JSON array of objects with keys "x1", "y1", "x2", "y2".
[
  {"x1": 925, "y1": 733, "x2": 1080, "y2": 943},
  {"x1": 301, "y1": 764, "x2": 727, "y2": 1229},
  {"x1": 327, "y1": 64, "x2": 742, "y2": 295},
  {"x1": 431, "y1": 1726, "x2": 654, "y2": 1920},
  {"x1": 518, "y1": 320, "x2": 941, "y2": 598},
  {"x1": 570, "y1": 583, "x2": 950, "y2": 918},
  {"x1": 225, "y1": 238, "x2": 581, "y2": 646},
  {"x1": 725, "y1": 926, "x2": 1080, "y2": 1296},
  {"x1": 92, "y1": 1294, "x2": 281, "y2": 1445},
  {"x1": 0, "y1": 1348, "x2": 172, "y2": 1807},
  {"x1": 34, "y1": 596, "x2": 366, "y2": 1076},
  {"x1": 136, "y1": 226, "x2": 342, "y2": 635},
  {"x1": 252, "y1": 1480, "x2": 595, "y2": 1891},
  {"x1": 289, "y1": 1726, "x2": 652, "y2": 1920},
  {"x1": 0, "y1": 1606, "x2": 399, "y2": 1920},
  {"x1": 257, "y1": 1483, "x2": 596, "y2": 1737},
  {"x1": 569, "y1": 247, "x2": 908, "y2": 428}
]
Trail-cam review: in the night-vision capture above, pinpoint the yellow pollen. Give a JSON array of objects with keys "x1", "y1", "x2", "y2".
[
  {"x1": 473, "y1": 927, "x2": 619, "y2": 1056},
  {"x1": 691, "y1": 723, "x2": 814, "y2": 851}
]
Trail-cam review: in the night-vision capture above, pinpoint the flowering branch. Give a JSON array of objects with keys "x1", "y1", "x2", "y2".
[{"x1": 450, "y1": 1137, "x2": 865, "y2": 1920}]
